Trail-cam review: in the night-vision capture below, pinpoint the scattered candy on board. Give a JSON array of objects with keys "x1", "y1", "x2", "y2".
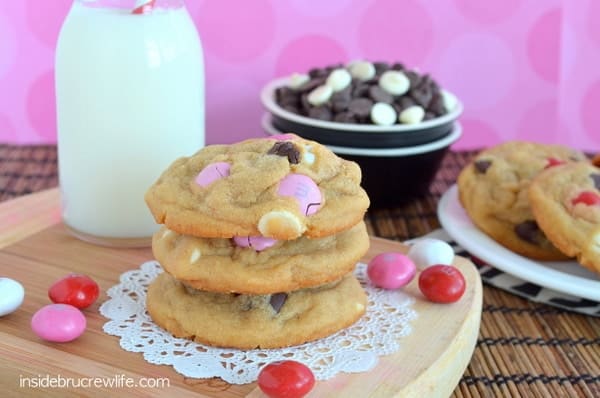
[
  {"x1": 407, "y1": 238, "x2": 455, "y2": 270},
  {"x1": 418, "y1": 265, "x2": 466, "y2": 304},
  {"x1": 258, "y1": 360, "x2": 315, "y2": 398},
  {"x1": 48, "y1": 274, "x2": 100, "y2": 309},
  {"x1": 367, "y1": 252, "x2": 416, "y2": 289},
  {"x1": 31, "y1": 303, "x2": 87, "y2": 343},
  {"x1": 0, "y1": 277, "x2": 25, "y2": 317}
]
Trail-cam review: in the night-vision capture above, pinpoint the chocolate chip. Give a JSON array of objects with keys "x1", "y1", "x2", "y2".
[
  {"x1": 424, "y1": 111, "x2": 437, "y2": 121},
  {"x1": 333, "y1": 111, "x2": 356, "y2": 123},
  {"x1": 514, "y1": 220, "x2": 541, "y2": 245},
  {"x1": 391, "y1": 62, "x2": 405, "y2": 71},
  {"x1": 352, "y1": 82, "x2": 371, "y2": 98},
  {"x1": 428, "y1": 92, "x2": 446, "y2": 116},
  {"x1": 276, "y1": 87, "x2": 299, "y2": 107},
  {"x1": 410, "y1": 85, "x2": 433, "y2": 108},
  {"x1": 308, "y1": 106, "x2": 333, "y2": 121},
  {"x1": 331, "y1": 86, "x2": 352, "y2": 112},
  {"x1": 269, "y1": 293, "x2": 287, "y2": 314},
  {"x1": 268, "y1": 141, "x2": 301, "y2": 164},
  {"x1": 308, "y1": 67, "x2": 328, "y2": 78},
  {"x1": 297, "y1": 77, "x2": 325, "y2": 93},
  {"x1": 395, "y1": 96, "x2": 416, "y2": 111},
  {"x1": 348, "y1": 98, "x2": 373, "y2": 118},
  {"x1": 405, "y1": 70, "x2": 420, "y2": 88},
  {"x1": 373, "y1": 61, "x2": 390, "y2": 75},
  {"x1": 591, "y1": 173, "x2": 600, "y2": 190},
  {"x1": 369, "y1": 85, "x2": 393, "y2": 104},
  {"x1": 474, "y1": 160, "x2": 492, "y2": 174}
]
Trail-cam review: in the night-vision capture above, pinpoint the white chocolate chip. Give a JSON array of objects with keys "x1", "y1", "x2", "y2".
[
  {"x1": 441, "y1": 90, "x2": 458, "y2": 112},
  {"x1": 190, "y1": 248, "x2": 201, "y2": 264},
  {"x1": 355, "y1": 303, "x2": 365, "y2": 312},
  {"x1": 161, "y1": 229, "x2": 173, "y2": 239},
  {"x1": 379, "y1": 70, "x2": 410, "y2": 96},
  {"x1": 349, "y1": 61, "x2": 375, "y2": 81},
  {"x1": 326, "y1": 68, "x2": 352, "y2": 92},
  {"x1": 370, "y1": 102, "x2": 397, "y2": 126},
  {"x1": 307, "y1": 84, "x2": 333, "y2": 106},
  {"x1": 303, "y1": 145, "x2": 315, "y2": 165},
  {"x1": 258, "y1": 210, "x2": 305, "y2": 239},
  {"x1": 399, "y1": 105, "x2": 425, "y2": 124},
  {"x1": 287, "y1": 73, "x2": 310, "y2": 90}
]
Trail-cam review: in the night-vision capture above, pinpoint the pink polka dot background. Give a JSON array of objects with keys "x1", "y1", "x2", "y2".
[{"x1": 0, "y1": 0, "x2": 599, "y2": 151}]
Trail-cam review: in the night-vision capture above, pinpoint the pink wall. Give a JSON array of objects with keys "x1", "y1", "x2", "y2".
[{"x1": 0, "y1": 0, "x2": 599, "y2": 150}]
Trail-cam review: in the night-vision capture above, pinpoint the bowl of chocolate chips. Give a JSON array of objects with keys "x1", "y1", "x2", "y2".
[
  {"x1": 260, "y1": 60, "x2": 463, "y2": 149},
  {"x1": 260, "y1": 61, "x2": 463, "y2": 208}
]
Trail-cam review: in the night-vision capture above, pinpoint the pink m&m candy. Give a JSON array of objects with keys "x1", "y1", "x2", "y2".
[
  {"x1": 367, "y1": 252, "x2": 416, "y2": 289},
  {"x1": 233, "y1": 236, "x2": 278, "y2": 251},
  {"x1": 195, "y1": 162, "x2": 231, "y2": 187},
  {"x1": 31, "y1": 304, "x2": 86, "y2": 343},
  {"x1": 277, "y1": 174, "x2": 322, "y2": 216}
]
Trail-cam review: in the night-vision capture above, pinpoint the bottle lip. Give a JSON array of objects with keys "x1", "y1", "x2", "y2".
[{"x1": 75, "y1": 0, "x2": 186, "y2": 11}]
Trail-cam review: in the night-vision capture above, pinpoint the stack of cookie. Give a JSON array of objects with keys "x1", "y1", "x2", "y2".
[
  {"x1": 458, "y1": 141, "x2": 600, "y2": 274},
  {"x1": 144, "y1": 134, "x2": 371, "y2": 349}
]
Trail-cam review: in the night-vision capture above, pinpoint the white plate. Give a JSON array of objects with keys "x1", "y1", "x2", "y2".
[
  {"x1": 438, "y1": 185, "x2": 600, "y2": 302},
  {"x1": 261, "y1": 113, "x2": 462, "y2": 157}
]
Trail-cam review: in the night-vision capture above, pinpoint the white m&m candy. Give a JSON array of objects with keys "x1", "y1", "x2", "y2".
[
  {"x1": 379, "y1": 70, "x2": 410, "y2": 96},
  {"x1": 407, "y1": 238, "x2": 455, "y2": 270},
  {"x1": 0, "y1": 277, "x2": 25, "y2": 316}
]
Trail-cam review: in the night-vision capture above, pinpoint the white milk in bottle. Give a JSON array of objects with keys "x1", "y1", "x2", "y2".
[{"x1": 55, "y1": 0, "x2": 204, "y2": 246}]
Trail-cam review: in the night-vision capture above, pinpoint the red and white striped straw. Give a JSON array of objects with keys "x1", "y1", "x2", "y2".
[{"x1": 132, "y1": 0, "x2": 156, "y2": 14}]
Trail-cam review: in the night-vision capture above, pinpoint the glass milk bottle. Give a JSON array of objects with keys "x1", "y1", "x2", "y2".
[{"x1": 55, "y1": 0, "x2": 204, "y2": 247}]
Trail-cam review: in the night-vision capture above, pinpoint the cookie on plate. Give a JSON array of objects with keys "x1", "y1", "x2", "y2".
[
  {"x1": 529, "y1": 162, "x2": 600, "y2": 273},
  {"x1": 145, "y1": 134, "x2": 370, "y2": 240},
  {"x1": 146, "y1": 272, "x2": 367, "y2": 349},
  {"x1": 152, "y1": 222, "x2": 370, "y2": 294},
  {"x1": 457, "y1": 141, "x2": 586, "y2": 260}
]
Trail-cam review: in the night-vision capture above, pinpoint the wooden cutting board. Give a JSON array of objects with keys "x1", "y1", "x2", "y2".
[{"x1": 0, "y1": 189, "x2": 482, "y2": 397}]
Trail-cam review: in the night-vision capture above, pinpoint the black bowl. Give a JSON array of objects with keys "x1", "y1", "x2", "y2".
[
  {"x1": 261, "y1": 77, "x2": 463, "y2": 149},
  {"x1": 262, "y1": 115, "x2": 463, "y2": 208}
]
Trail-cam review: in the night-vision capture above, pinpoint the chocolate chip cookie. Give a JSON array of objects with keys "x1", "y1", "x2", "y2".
[
  {"x1": 152, "y1": 222, "x2": 369, "y2": 294},
  {"x1": 529, "y1": 162, "x2": 600, "y2": 273},
  {"x1": 145, "y1": 134, "x2": 369, "y2": 240},
  {"x1": 146, "y1": 272, "x2": 367, "y2": 349},
  {"x1": 457, "y1": 141, "x2": 586, "y2": 260}
]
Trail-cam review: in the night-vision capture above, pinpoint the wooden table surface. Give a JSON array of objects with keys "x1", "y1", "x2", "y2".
[{"x1": 0, "y1": 144, "x2": 599, "y2": 397}]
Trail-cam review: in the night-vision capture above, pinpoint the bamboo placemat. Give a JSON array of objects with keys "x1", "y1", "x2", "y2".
[{"x1": 1, "y1": 144, "x2": 599, "y2": 397}]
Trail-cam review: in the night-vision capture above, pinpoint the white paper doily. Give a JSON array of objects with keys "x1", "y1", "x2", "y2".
[{"x1": 99, "y1": 261, "x2": 417, "y2": 384}]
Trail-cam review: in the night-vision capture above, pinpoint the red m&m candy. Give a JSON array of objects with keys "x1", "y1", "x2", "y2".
[
  {"x1": 418, "y1": 265, "x2": 465, "y2": 303},
  {"x1": 48, "y1": 274, "x2": 99, "y2": 309},
  {"x1": 258, "y1": 360, "x2": 315, "y2": 398}
]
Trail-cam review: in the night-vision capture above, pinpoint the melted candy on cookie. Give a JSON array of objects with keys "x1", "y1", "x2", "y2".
[
  {"x1": 194, "y1": 162, "x2": 231, "y2": 187},
  {"x1": 277, "y1": 174, "x2": 322, "y2": 216},
  {"x1": 233, "y1": 235, "x2": 278, "y2": 251},
  {"x1": 545, "y1": 157, "x2": 566, "y2": 169},
  {"x1": 572, "y1": 191, "x2": 600, "y2": 207},
  {"x1": 474, "y1": 160, "x2": 491, "y2": 174},
  {"x1": 268, "y1": 141, "x2": 301, "y2": 164}
]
